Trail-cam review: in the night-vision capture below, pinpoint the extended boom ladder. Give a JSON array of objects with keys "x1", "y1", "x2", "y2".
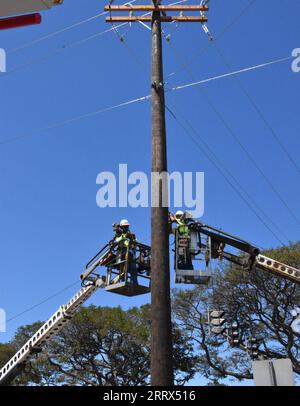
[{"x1": 0, "y1": 278, "x2": 104, "y2": 386}]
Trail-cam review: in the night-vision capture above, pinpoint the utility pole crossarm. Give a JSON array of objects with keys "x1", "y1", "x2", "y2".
[
  {"x1": 106, "y1": 16, "x2": 208, "y2": 22},
  {"x1": 104, "y1": 5, "x2": 209, "y2": 11},
  {"x1": 105, "y1": 3, "x2": 209, "y2": 23}
]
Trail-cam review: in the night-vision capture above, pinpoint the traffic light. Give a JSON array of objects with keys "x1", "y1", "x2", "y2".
[
  {"x1": 249, "y1": 337, "x2": 259, "y2": 359},
  {"x1": 230, "y1": 321, "x2": 240, "y2": 347},
  {"x1": 208, "y1": 310, "x2": 227, "y2": 335}
]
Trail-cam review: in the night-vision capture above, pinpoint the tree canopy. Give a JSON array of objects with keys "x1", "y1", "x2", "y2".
[
  {"x1": 0, "y1": 305, "x2": 197, "y2": 386},
  {"x1": 173, "y1": 242, "x2": 300, "y2": 384}
]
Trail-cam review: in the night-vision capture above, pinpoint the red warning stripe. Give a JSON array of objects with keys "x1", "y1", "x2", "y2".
[{"x1": 0, "y1": 13, "x2": 42, "y2": 30}]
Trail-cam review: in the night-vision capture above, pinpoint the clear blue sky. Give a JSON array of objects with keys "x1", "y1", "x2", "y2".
[{"x1": 0, "y1": 0, "x2": 299, "y2": 385}]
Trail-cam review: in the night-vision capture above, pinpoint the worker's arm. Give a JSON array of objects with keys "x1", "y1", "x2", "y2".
[{"x1": 168, "y1": 212, "x2": 177, "y2": 234}]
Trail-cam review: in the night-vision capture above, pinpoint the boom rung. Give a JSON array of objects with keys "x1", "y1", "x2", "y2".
[
  {"x1": 0, "y1": 280, "x2": 104, "y2": 386},
  {"x1": 256, "y1": 255, "x2": 300, "y2": 284}
]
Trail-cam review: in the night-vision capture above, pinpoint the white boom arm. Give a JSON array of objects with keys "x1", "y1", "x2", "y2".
[
  {"x1": 182, "y1": 216, "x2": 300, "y2": 286},
  {"x1": 256, "y1": 254, "x2": 300, "y2": 285},
  {"x1": 221, "y1": 251, "x2": 300, "y2": 286},
  {"x1": 0, "y1": 0, "x2": 63, "y2": 18},
  {"x1": 0, "y1": 278, "x2": 105, "y2": 386}
]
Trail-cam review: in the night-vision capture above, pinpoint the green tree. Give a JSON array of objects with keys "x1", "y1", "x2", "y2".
[
  {"x1": 0, "y1": 304, "x2": 198, "y2": 386},
  {"x1": 173, "y1": 242, "x2": 300, "y2": 384},
  {"x1": 0, "y1": 343, "x2": 16, "y2": 368}
]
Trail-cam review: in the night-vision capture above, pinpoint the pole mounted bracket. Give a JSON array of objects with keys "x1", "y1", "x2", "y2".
[{"x1": 151, "y1": 81, "x2": 164, "y2": 91}]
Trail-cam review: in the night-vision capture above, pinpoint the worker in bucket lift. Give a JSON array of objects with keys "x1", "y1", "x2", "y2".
[
  {"x1": 170, "y1": 211, "x2": 190, "y2": 237},
  {"x1": 170, "y1": 211, "x2": 194, "y2": 270},
  {"x1": 113, "y1": 219, "x2": 138, "y2": 284}
]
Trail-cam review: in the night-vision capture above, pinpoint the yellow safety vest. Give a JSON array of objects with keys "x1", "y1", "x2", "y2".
[
  {"x1": 176, "y1": 219, "x2": 189, "y2": 237},
  {"x1": 115, "y1": 232, "x2": 135, "y2": 247}
]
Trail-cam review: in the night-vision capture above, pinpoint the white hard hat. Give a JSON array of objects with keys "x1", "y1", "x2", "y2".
[
  {"x1": 120, "y1": 219, "x2": 130, "y2": 227},
  {"x1": 175, "y1": 210, "x2": 184, "y2": 218}
]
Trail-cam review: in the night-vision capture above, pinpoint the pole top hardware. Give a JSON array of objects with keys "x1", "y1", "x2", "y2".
[{"x1": 105, "y1": 4, "x2": 209, "y2": 23}]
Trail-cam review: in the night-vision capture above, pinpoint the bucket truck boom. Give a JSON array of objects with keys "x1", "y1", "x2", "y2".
[{"x1": 0, "y1": 277, "x2": 105, "y2": 386}]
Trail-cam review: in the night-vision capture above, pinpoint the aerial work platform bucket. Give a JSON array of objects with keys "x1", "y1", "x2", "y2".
[
  {"x1": 175, "y1": 269, "x2": 211, "y2": 285},
  {"x1": 81, "y1": 241, "x2": 151, "y2": 296},
  {"x1": 105, "y1": 281, "x2": 150, "y2": 296},
  {"x1": 105, "y1": 243, "x2": 151, "y2": 296},
  {"x1": 174, "y1": 230, "x2": 212, "y2": 285}
]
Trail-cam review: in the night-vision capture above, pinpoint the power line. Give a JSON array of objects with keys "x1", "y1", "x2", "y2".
[
  {"x1": 8, "y1": 12, "x2": 107, "y2": 54},
  {"x1": 2, "y1": 23, "x2": 129, "y2": 77},
  {"x1": 8, "y1": 0, "x2": 138, "y2": 54},
  {"x1": 213, "y1": 44, "x2": 300, "y2": 177},
  {"x1": 6, "y1": 281, "x2": 79, "y2": 324},
  {"x1": 0, "y1": 55, "x2": 290, "y2": 146},
  {"x1": 5, "y1": 0, "x2": 253, "y2": 62},
  {"x1": 5, "y1": 236, "x2": 140, "y2": 325},
  {"x1": 167, "y1": 0, "x2": 258, "y2": 78},
  {"x1": 164, "y1": 40, "x2": 300, "y2": 228},
  {"x1": 113, "y1": 32, "x2": 289, "y2": 244},
  {"x1": 168, "y1": 56, "x2": 291, "y2": 92},
  {"x1": 0, "y1": 55, "x2": 289, "y2": 146},
  {"x1": 0, "y1": 94, "x2": 151, "y2": 146},
  {"x1": 166, "y1": 100, "x2": 287, "y2": 245},
  {"x1": 1, "y1": 0, "x2": 258, "y2": 88},
  {"x1": 198, "y1": 87, "x2": 300, "y2": 229},
  {"x1": 1, "y1": 34, "x2": 295, "y2": 249},
  {"x1": 1, "y1": 1, "x2": 258, "y2": 84},
  {"x1": 1, "y1": 53, "x2": 290, "y2": 242},
  {"x1": 2, "y1": 1, "x2": 187, "y2": 77}
]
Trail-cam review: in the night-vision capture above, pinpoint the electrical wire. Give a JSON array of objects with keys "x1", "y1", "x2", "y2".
[
  {"x1": 2, "y1": 23, "x2": 129, "y2": 77},
  {"x1": 6, "y1": 280, "x2": 79, "y2": 324},
  {"x1": 1, "y1": 0, "x2": 188, "y2": 78},
  {"x1": 2, "y1": 12, "x2": 298, "y2": 234},
  {"x1": 213, "y1": 44, "x2": 300, "y2": 177},
  {"x1": 0, "y1": 56, "x2": 290, "y2": 146},
  {"x1": 8, "y1": 0, "x2": 139, "y2": 54},
  {"x1": 8, "y1": 12, "x2": 108, "y2": 54},
  {"x1": 7, "y1": 235, "x2": 151, "y2": 324},
  {"x1": 112, "y1": 32, "x2": 289, "y2": 244},
  {"x1": 164, "y1": 41, "x2": 300, "y2": 228},
  {"x1": 1, "y1": 0, "x2": 256, "y2": 85},
  {"x1": 3, "y1": 0, "x2": 277, "y2": 333},
  {"x1": 104, "y1": 6, "x2": 294, "y2": 243},
  {"x1": 0, "y1": 94, "x2": 151, "y2": 145},
  {"x1": 167, "y1": 0, "x2": 258, "y2": 78},
  {"x1": 2, "y1": 6, "x2": 293, "y2": 328},
  {"x1": 166, "y1": 101, "x2": 288, "y2": 245},
  {"x1": 168, "y1": 56, "x2": 292, "y2": 92}
]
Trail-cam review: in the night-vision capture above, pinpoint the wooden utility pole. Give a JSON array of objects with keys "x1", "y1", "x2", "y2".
[
  {"x1": 150, "y1": 0, "x2": 173, "y2": 386},
  {"x1": 105, "y1": 1, "x2": 209, "y2": 386}
]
